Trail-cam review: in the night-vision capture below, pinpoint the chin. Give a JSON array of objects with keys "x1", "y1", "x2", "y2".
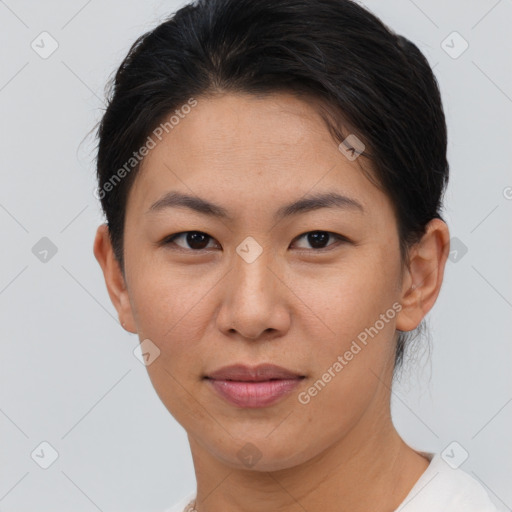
[{"x1": 208, "y1": 435, "x2": 316, "y2": 473}]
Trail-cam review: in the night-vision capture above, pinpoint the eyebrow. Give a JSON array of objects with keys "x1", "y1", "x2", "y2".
[{"x1": 146, "y1": 190, "x2": 365, "y2": 220}]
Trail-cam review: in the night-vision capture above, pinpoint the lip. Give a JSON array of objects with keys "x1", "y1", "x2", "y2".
[
  {"x1": 204, "y1": 364, "x2": 305, "y2": 408},
  {"x1": 206, "y1": 363, "x2": 304, "y2": 381}
]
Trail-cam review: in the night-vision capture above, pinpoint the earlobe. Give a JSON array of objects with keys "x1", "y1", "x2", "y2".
[
  {"x1": 396, "y1": 218, "x2": 450, "y2": 332},
  {"x1": 93, "y1": 224, "x2": 137, "y2": 333}
]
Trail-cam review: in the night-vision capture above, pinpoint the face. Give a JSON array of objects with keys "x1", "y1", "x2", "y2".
[{"x1": 95, "y1": 92, "x2": 448, "y2": 472}]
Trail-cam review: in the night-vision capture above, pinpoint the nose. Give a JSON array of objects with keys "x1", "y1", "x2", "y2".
[{"x1": 215, "y1": 247, "x2": 291, "y2": 341}]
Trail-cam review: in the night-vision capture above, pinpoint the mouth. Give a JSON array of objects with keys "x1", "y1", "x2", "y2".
[{"x1": 204, "y1": 363, "x2": 306, "y2": 408}]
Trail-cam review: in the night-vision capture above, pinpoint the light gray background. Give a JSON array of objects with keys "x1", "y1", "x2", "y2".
[{"x1": 0, "y1": 0, "x2": 511, "y2": 511}]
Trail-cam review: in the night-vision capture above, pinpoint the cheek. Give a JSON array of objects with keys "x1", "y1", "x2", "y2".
[
  {"x1": 125, "y1": 259, "x2": 211, "y2": 358},
  {"x1": 294, "y1": 269, "x2": 399, "y2": 433},
  {"x1": 292, "y1": 250, "x2": 401, "y2": 408},
  {"x1": 126, "y1": 266, "x2": 215, "y2": 421},
  {"x1": 292, "y1": 250, "x2": 399, "y2": 342}
]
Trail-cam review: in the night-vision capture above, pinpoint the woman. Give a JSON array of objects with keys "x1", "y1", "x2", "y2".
[{"x1": 92, "y1": 0, "x2": 498, "y2": 510}]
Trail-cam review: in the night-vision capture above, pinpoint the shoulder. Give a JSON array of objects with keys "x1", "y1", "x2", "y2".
[
  {"x1": 395, "y1": 452, "x2": 498, "y2": 512},
  {"x1": 162, "y1": 491, "x2": 196, "y2": 512}
]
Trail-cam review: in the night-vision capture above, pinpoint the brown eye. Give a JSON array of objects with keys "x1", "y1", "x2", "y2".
[
  {"x1": 163, "y1": 231, "x2": 218, "y2": 251},
  {"x1": 292, "y1": 231, "x2": 348, "y2": 251}
]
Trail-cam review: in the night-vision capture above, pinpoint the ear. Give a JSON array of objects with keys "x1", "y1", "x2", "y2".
[
  {"x1": 396, "y1": 218, "x2": 450, "y2": 332},
  {"x1": 93, "y1": 224, "x2": 137, "y2": 333}
]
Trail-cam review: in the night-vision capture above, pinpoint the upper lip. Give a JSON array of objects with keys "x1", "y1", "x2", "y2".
[{"x1": 205, "y1": 364, "x2": 305, "y2": 382}]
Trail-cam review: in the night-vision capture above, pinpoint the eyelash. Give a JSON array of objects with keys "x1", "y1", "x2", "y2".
[{"x1": 160, "y1": 230, "x2": 349, "y2": 252}]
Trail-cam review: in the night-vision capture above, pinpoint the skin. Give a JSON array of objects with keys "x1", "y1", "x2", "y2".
[{"x1": 94, "y1": 92, "x2": 450, "y2": 512}]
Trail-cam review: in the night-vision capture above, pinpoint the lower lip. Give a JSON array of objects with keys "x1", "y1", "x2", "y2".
[{"x1": 206, "y1": 378, "x2": 303, "y2": 408}]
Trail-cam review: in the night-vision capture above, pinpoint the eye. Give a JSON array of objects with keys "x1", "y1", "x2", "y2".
[
  {"x1": 160, "y1": 230, "x2": 349, "y2": 252},
  {"x1": 162, "y1": 231, "x2": 219, "y2": 251},
  {"x1": 291, "y1": 231, "x2": 348, "y2": 251}
]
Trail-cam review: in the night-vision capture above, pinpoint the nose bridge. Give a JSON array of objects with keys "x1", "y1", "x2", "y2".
[
  {"x1": 232, "y1": 237, "x2": 274, "y2": 299},
  {"x1": 216, "y1": 237, "x2": 289, "y2": 339}
]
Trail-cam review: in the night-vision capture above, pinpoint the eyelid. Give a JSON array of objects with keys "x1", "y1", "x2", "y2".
[
  {"x1": 291, "y1": 231, "x2": 349, "y2": 250},
  {"x1": 160, "y1": 231, "x2": 219, "y2": 251}
]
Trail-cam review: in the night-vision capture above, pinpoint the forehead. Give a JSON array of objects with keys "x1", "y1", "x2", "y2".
[
  {"x1": 127, "y1": 92, "x2": 393, "y2": 224},
  {"x1": 150, "y1": 92, "x2": 347, "y2": 171}
]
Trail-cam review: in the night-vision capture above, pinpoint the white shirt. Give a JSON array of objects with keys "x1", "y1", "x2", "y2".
[{"x1": 164, "y1": 452, "x2": 499, "y2": 512}]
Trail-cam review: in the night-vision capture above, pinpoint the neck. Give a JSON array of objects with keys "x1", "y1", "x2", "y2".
[{"x1": 187, "y1": 399, "x2": 430, "y2": 512}]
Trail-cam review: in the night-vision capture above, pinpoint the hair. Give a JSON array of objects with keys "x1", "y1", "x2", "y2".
[{"x1": 94, "y1": 0, "x2": 449, "y2": 376}]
